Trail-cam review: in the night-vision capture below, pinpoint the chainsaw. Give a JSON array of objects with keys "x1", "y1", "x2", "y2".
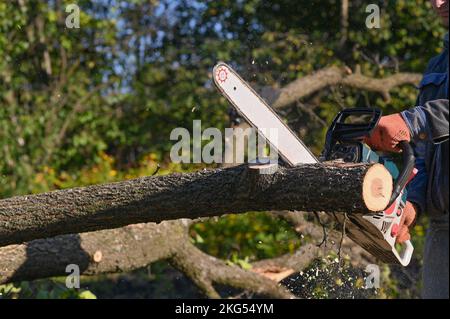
[{"x1": 213, "y1": 62, "x2": 417, "y2": 266}]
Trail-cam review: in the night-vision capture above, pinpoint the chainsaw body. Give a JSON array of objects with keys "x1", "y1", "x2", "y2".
[
  {"x1": 212, "y1": 63, "x2": 416, "y2": 266},
  {"x1": 321, "y1": 108, "x2": 416, "y2": 266}
]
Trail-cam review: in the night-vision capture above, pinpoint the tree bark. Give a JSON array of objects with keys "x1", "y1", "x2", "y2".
[
  {"x1": 339, "y1": 0, "x2": 349, "y2": 46},
  {"x1": 0, "y1": 163, "x2": 392, "y2": 247},
  {"x1": 0, "y1": 221, "x2": 184, "y2": 284}
]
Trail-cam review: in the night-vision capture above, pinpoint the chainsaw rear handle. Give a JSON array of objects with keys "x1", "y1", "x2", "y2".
[
  {"x1": 388, "y1": 141, "x2": 416, "y2": 207},
  {"x1": 397, "y1": 239, "x2": 414, "y2": 266}
]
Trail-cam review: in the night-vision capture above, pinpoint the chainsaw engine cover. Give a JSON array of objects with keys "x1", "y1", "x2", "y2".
[
  {"x1": 328, "y1": 143, "x2": 362, "y2": 163},
  {"x1": 321, "y1": 108, "x2": 381, "y2": 162}
]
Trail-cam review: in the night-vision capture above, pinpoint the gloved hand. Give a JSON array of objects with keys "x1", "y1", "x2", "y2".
[
  {"x1": 397, "y1": 201, "x2": 417, "y2": 244},
  {"x1": 364, "y1": 113, "x2": 411, "y2": 153}
]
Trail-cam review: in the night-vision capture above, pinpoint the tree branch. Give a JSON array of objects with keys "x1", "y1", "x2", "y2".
[
  {"x1": 259, "y1": 66, "x2": 421, "y2": 108},
  {"x1": 340, "y1": 70, "x2": 421, "y2": 102},
  {"x1": 340, "y1": 0, "x2": 349, "y2": 46},
  {"x1": 0, "y1": 221, "x2": 186, "y2": 284},
  {"x1": 170, "y1": 235, "x2": 295, "y2": 298}
]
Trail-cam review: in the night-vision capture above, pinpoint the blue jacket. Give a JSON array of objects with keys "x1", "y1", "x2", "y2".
[{"x1": 401, "y1": 33, "x2": 449, "y2": 218}]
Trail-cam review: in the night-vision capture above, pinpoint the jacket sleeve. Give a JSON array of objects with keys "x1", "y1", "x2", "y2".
[{"x1": 402, "y1": 99, "x2": 449, "y2": 144}]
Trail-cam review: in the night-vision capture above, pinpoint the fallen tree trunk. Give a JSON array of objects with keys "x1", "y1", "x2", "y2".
[
  {"x1": 0, "y1": 163, "x2": 392, "y2": 247},
  {"x1": 0, "y1": 222, "x2": 183, "y2": 285}
]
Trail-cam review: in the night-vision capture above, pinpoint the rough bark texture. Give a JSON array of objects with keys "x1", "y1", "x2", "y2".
[
  {"x1": 0, "y1": 163, "x2": 383, "y2": 247},
  {"x1": 0, "y1": 221, "x2": 185, "y2": 284}
]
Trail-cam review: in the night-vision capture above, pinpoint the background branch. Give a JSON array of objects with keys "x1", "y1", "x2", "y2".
[{"x1": 258, "y1": 66, "x2": 421, "y2": 108}]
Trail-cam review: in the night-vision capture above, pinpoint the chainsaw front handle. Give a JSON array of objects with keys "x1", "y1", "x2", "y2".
[{"x1": 388, "y1": 141, "x2": 416, "y2": 207}]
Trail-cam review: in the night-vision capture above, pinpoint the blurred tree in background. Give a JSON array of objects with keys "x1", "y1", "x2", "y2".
[{"x1": 0, "y1": 0, "x2": 446, "y2": 298}]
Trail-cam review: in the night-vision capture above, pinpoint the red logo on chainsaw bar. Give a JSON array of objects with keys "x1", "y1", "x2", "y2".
[{"x1": 216, "y1": 66, "x2": 228, "y2": 84}]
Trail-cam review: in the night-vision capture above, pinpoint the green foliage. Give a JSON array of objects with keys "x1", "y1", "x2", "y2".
[
  {"x1": 0, "y1": 280, "x2": 96, "y2": 299},
  {"x1": 191, "y1": 213, "x2": 302, "y2": 262},
  {"x1": 1, "y1": 0, "x2": 446, "y2": 197},
  {"x1": 0, "y1": 0, "x2": 120, "y2": 197}
]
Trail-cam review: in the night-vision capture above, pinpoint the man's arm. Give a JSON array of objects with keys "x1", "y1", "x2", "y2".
[
  {"x1": 401, "y1": 98, "x2": 449, "y2": 214},
  {"x1": 364, "y1": 98, "x2": 449, "y2": 241}
]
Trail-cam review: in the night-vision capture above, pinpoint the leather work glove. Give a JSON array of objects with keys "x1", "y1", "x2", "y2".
[
  {"x1": 396, "y1": 201, "x2": 417, "y2": 244},
  {"x1": 364, "y1": 113, "x2": 411, "y2": 153}
]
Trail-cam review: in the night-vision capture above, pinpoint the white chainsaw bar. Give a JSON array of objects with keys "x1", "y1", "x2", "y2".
[{"x1": 213, "y1": 62, "x2": 318, "y2": 166}]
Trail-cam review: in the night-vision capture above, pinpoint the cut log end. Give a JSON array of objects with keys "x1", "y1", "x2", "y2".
[{"x1": 362, "y1": 163, "x2": 393, "y2": 212}]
